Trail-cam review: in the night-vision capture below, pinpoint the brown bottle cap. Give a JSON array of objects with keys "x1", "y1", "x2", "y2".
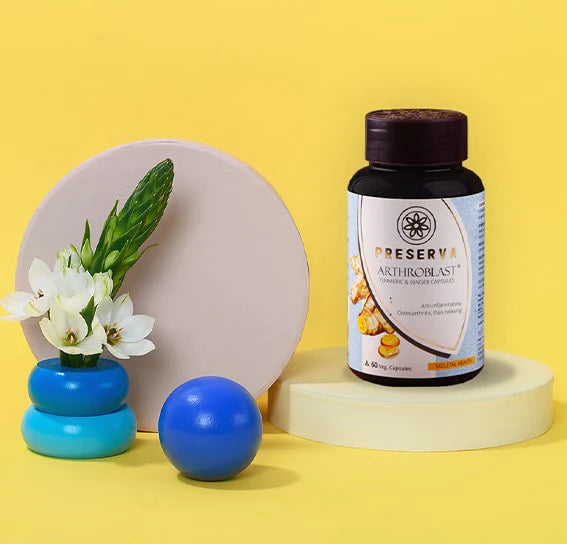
[{"x1": 365, "y1": 109, "x2": 467, "y2": 166}]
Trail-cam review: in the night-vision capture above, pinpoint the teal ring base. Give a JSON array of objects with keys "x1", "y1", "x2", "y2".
[{"x1": 22, "y1": 404, "x2": 137, "y2": 459}]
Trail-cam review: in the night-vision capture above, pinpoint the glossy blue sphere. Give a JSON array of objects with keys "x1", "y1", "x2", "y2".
[
  {"x1": 28, "y1": 358, "x2": 129, "y2": 416},
  {"x1": 158, "y1": 376, "x2": 263, "y2": 481}
]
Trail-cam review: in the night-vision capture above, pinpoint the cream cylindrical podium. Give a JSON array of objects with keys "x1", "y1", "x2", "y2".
[{"x1": 268, "y1": 348, "x2": 553, "y2": 451}]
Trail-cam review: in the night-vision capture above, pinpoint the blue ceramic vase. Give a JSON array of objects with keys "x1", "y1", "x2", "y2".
[{"x1": 22, "y1": 358, "x2": 137, "y2": 459}]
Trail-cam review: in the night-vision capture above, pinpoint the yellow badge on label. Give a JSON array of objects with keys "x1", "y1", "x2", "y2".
[{"x1": 428, "y1": 357, "x2": 476, "y2": 371}]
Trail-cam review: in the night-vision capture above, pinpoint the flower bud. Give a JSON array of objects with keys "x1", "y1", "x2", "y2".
[
  {"x1": 102, "y1": 215, "x2": 118, "y2": 245},
  {"x1": 103, "y1": 250, "x2": 120, "y2": 270},
  {"x1": 81, "y1": 238, "x2": 93, "y2": 269},
  {"x1": 56, "y1": 245, "x2": 81, "y2": 270}
]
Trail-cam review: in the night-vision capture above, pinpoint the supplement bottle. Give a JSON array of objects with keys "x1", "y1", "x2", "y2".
[{"x1": 347, "y1": 109, "x2": 485, "y2": 386}]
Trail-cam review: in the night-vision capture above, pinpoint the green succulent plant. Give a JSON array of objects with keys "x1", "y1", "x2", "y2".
[{"x1": 81, "y1": 158, "x2": 174, "y2": 295}]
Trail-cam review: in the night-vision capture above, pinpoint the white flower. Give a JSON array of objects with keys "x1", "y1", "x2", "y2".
[
  {"x1": 54, "y1": 245, "x2": 83, "y2": 273},
  {"x1": 0, "y1": 258, "x2": 55, "y2": 320},
  {"x1": 95, "y1": 294, "x2": 155, "y2": 359},
  {"x1": 0, "y1": 254, "x2": 101, "y2": 321},
  {"x1": 39, "y1": 301, "x2": 104, "y2": 355},
  {"x1": 0, "y1": 292, "x2": 38, "y2": 321},
  {"x1": 93, "y1": 272, "x2": 113, "y2": 305},
  {"x1": 53, "y1": 267, "x2": 95, "y2": 313}
]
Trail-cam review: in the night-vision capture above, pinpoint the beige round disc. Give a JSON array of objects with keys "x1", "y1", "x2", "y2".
[
  {"x1": 268, "y1": 348, "x2": 553, "y2": 451},
  {"x1": 17, "y1": 139, "x2": 309, "y2": 431}
]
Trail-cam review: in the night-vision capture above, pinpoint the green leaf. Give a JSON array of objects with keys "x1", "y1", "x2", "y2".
[
  {"x1": 106, "y1": 222, "x2": 143, "y2": 255},
  {"x1": 88, "y1": 159, "x2": 174, "y2": 288},
  {"x1": 91, "y1": 201, "x2": 119, "y2": 272},
  {"x1": 80, "y1": 296, "x2": 95, "y2": 334},
  {"x1": 82, "y1": 220, "x2": 91, "y2": 249},
  {"x1": 103, "y1": 250, "x2": 120, "y2": 270},
  {"x1": 95, "y1": 201, "x2": 118, "y2": 251}
]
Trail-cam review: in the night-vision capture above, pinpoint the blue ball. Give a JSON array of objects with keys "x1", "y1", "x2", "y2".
[{"x1": 158, "y1": 376, "x2": 263, "y2": 481}]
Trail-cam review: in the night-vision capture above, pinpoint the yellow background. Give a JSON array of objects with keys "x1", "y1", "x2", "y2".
[{"x1": 1, "y1": 1, "x2": 567, "y2": 542}]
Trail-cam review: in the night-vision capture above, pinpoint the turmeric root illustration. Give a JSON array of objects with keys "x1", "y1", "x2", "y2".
[
  {"x1": 357, "y1": 296, "x2": 382, "y2": 335},
  {"x1": 375, "y1": 307, "x2": 394, "y2": 335},
  {"x1": 357, "y1": 296, "x2": 395, "y2": 336},
  {"x1": 350, "y1": 254, "x2": 395, "y2": 338},
  {"x1": 349, "y1": 255, "x2": 369, "y2": 304}
]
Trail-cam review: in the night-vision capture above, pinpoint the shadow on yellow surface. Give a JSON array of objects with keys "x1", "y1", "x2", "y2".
[
  {"x1": 176, "y1": 463, "x2": 298, "y2": 491},
  {"x1": 101, "y1": 433, "x2": 169, "y2": 467},
  {"x1": 263, "y1": 421, "x2": 284, "y2": 435}
]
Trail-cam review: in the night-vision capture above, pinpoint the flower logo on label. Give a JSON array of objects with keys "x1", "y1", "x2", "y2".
[{"x1": 397, "y1": 207, "x2": 436, "y2": 245}]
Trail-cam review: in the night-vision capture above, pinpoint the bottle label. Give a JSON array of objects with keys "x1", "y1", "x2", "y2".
[{"x1": 348, "y1": 192, "x2": 485, "y2": 378}]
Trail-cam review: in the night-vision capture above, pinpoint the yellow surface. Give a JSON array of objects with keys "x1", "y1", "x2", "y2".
[{"x1": 1, "y1": 1, "x2": 567, "y2": 542}]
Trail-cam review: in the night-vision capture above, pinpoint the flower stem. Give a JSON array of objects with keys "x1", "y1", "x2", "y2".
[
  {"x1": 59, "y1": 350, "x2": 100, "y2": 368},
  {"x1": 83, "y1": 353, "x2": 102, "y2": 367}
]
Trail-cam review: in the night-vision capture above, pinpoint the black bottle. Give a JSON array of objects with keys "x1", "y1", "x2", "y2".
[{"x1": 347, "y1": 109, "x2": 485, "y2": 386}]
